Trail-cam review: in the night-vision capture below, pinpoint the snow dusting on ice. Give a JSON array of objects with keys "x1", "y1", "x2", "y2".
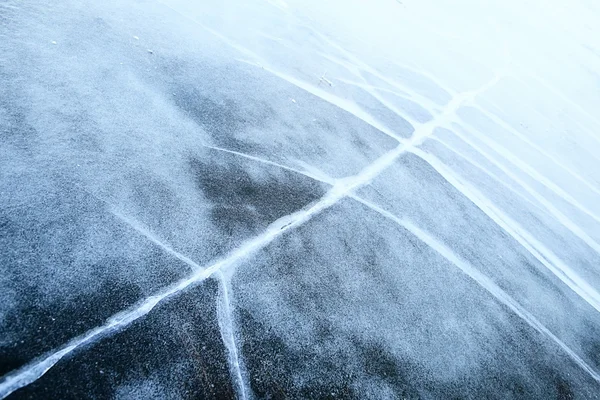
[{"x1": 1, "y1": 0, "x2": 600, "y2": 398}]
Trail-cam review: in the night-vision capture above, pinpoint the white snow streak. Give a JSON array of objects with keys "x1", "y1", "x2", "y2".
[
  {"x1": 462, "y1": 103, "x2": 600, "y2": 199},
  {"x1": 352, "y1": 196, "x2": 600, "y2": 384},
  {"x1": 0, "y1": 66, "x2": 501, "y2": 400},
  {"x1": 443, "y1": 124, "x2": 600, "y2": 255},
  {"x1": 216, "y1": 272, "x2": 249, "y2": 400},
  {"x1": 410, "y1": 147, "x2": 600, "y2": 314}
]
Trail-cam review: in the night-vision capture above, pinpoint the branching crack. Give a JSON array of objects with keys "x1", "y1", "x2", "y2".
[
  {"x1": 352, "y1": 195, "x2": 600, "y2": 383},
  {"x1": 0, "y1": 23, "x2": 507, "y2": 400}
]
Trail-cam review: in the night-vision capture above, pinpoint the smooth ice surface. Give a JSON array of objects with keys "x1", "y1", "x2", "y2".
[{"x1": 1, "y1": 0, "x2": 600, "y2": 398}]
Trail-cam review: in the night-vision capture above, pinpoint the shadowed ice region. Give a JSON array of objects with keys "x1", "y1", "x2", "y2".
[{"x1": 7, "y1": 280, "x2": 235, "y2": 400}]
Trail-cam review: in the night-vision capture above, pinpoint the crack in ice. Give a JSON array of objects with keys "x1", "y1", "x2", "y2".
[
  {"x1": 216, "y1": 272, "x2": 249, "y2": 400},
  {"x1": 157, "y1": 0, "x2": 404, "y2": 143},
  {"x1": 205, "y1": 132, "x2": 600, "y2": 316},
  {"x1": 430, "y1": 136, "x2": 547, "y2": 215},
  {"x1": 0, "y1": 65, "x2": 500, "y2": 399},
  {"x1": 109, "y1": 209, "x2": 202, "y2": 272},
  {"x1": 352, "y1": 196, "x2": 600, "y2": 384},
  {"x1": 452, "y1": 117, "x2": 600, "y2": 225},
  {"x1": 238, "y1": 58, "x2": 406, "y2": 142},
  {"x1": 445, "y1": 123, "x2": 600, "y2": 255},
  {"x1": 312, "y1": 32, "x2": 448, "y2": 112},
  {"x1": 203, "y1": 144, "x2": 335, "y2": 184},
  {"x1": 410, "y1": 147, "x2": 600, "y2": 314},
  {"x1": 463, "y1": 102, "x2": 600, "y2": 199}
]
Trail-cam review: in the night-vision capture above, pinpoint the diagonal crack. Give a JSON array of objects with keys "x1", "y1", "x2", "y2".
[
  {"x1": 109, "y1": 208, "x2": 202, "y2": 272},
  {"x1": 430, "y1": 136, "x2": 547, "y2": 215},
  {"x1": 457, "y1": 104, "x2": 600, "y2": 202},
  {"x1": 202, "y1": 144, "x2": 335, "y2": 185},
  {"x1": 204, "y1": 138, "x2": 600, "y2": 381},
  {"x1": 409, "y1": 147, "x2": 600, "y2": 314},
  {"x1": 5, "y1": 0, "x2": 595, "y2": 396},
  {"x1": 441, "y1": 123, "x2": 600, "y2": 255},
  {"x1": 0, "y1": 56, "x2": 502, "y2": 399},
  {"x1": 109, "y1": 205, "x2": 252, "y2": 398},
  {"x1": 352, "y1": 195, "x2": 600, "y2": 384},
  {"x1": 156, "y1": 1, "x2": 404, "y2": 143},
  {"x1": 216, "y1": 271, "x2": 249, "y2": 400}
]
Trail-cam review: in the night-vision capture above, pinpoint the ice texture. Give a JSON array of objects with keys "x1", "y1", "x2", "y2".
[{"x1": 1, "y1": 0, "x2": 600, "y2": 398}]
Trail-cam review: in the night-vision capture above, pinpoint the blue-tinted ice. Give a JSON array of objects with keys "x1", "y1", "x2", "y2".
[{"x1": 2, "y1": 0, "x2": 600, "y2": 398}]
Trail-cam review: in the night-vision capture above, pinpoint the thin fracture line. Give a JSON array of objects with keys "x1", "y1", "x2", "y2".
[
  {"x1": 0, "y1": 194, "x2": 325, "y2": 398},
  {"x1": 110, "y1": 209, "x2": 202, "y2": 271},
  {"x1": 316, "y1": 50, "x2": 440, "y2": 115},
  {"x1": 75, "y1": 185, "x2": 204, "y2": 272},
  {"x1": 202, "y1": 145, "x2": 335, "y2": 185},
  {"x1": 410, "y1": 147, "x2": 600, "y2": 314},
  {"x1": 445, "y1": 124, "x2": 600, "y2": 255},
  {"x1": 430, "y1": 136, "x2": 547, "y2": 215},
  {"x1": 0, "y1": 70, "x2": 501, "y2": 399},
  {"x1": 352, "y1": 80, "x2": 422, "y2": 127},
  {"x1": 453, "y1": 118, "x2": 600, "y2": 225},
  {"x1": 239, "y1": 58, "x2": 406, "y2": 143},
  {"x1": 352, "y1": 195, "x2": 600, "y2": 383},
  {"x1": 93, "y1": 193, "x2": 250, "y2": 396},
  {"x1": 465, "y1": 102, "x2": 600, "y2": 198},
  {"x1": 156, "y1": 2, "x2": 404, "y2": 143},
  {"x1": 216, "y1": 272, "x2": 248, "y2": 400},
  {"x1": 311, "y1": 29, "x2": 453, "y2": 109},
  {"x1": 159, "y1": 0, "x2": 508, "y2": 147},
  {"x1": 0, "y1": 148, "x2": 394, "y2": 399}
]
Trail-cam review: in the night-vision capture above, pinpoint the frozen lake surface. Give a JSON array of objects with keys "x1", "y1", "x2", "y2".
[{"x1": 2, "y1": 0, "x2": 600, "y2": 398}]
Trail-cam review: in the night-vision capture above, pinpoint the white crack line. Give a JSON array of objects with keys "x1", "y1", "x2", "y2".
[
  {"x1": 430, "y1": 135, "x2": 547, "y2": 215},
  {"x1": 143, "y1": 136, "x2": 600, "y2": 386},
  {"x1": 461, "y1": 102, "x2": 600, "y2": 200},
  {"x1": 202, "y1": 144, "x2": 335, "y2": 185},
  {"x1": 352, "y1": 195, "x2": 600, "y2": 384},
  {"x1": 410, "y1": 147, "x2": 600, "y2": 314},
  {"x1": 157, "y1": 0, "x2": 404, "y2": 143},
  {"x1": 0, "y1": 65, "x2": 499, "y2": 399},
  {"x1": 216, "y1": 271, "x2": 249, "y2": 400},
  {"x1": 444, "y1": 122, "x2": 600, "y2": 255}
]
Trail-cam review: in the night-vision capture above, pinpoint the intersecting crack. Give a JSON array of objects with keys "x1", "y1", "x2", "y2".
[
  {"x1": 438, "y1": 122, "x2": 600, "y2": 254},
  {"x1": 197, "y1": 143, "x2": 600, "y2": 385},
  {"x1": 350, "y1": 195, "x2": 600, "y2": 384},
  {"x1": 0, "y1": 65, "x2": 502, "y2": 399},
  {"x1": 410, "y1": 146, "x2": 600, "y2": 314}
]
